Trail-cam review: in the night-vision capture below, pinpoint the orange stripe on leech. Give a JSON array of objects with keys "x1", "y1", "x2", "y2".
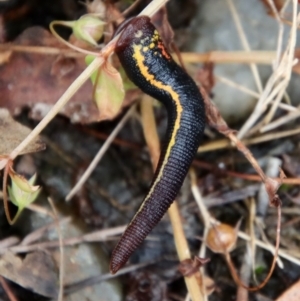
[
  {"x1": 157, "y1": 42, "x2": 171, "y2": 60},
  {"x1": 132, "y1": 43, "x2": 183, "y2": 210}
]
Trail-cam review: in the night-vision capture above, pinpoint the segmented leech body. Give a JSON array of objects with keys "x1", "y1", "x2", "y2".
[{"x1": 110, "y1": 16, "x2": 205, "y2": 274}]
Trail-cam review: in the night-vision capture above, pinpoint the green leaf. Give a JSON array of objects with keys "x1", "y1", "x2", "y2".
[
  {"x1": 86, "y1": 57, "x2": 125, "y2": 121},
  {"x1": 10, "y1": 171, "x2": 39, "y2": 193},
  {"x1": 85, "y1": 55, "x2": 98, "y2": 83},
  {"x1": 8, "y1": 173, "x2": 41, "y2": 224},
  {"x1": 278, "y1": 183, "x2": 291, "y2": 192},
  {"x1": 73, "y1": 15, "x2": 105, "y2": 46},
  {"x1": 255, "y1": 265, "x2": 266, "y2": 276}
]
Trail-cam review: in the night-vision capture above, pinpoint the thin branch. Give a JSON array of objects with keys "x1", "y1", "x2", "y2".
[
  {"x1": 0, "y1": 43, "x2": 289, "y2": 65},
  {"x1": 190, "y1": 170, "x2": 210, "y2": 228},
  {"x1": 65, "y1": 105, "x2": 136, "y2": 201},
  {"x1": 0, "y1": 236, "x2": 20, "y2": 250},
  {"x1": 226, "y1": 0, "x2": 263, "y2": 93},
  {"x1": 0, "y1": 56, "x2": 103, "y2": 171},
  {"x1": 266, "y1": 0, "x2": 284, "y2": 69},
  {"x1": 197, "y1": 127, "x2": 300, "y2": 153},
  {"x1": 0, "y1": 276, "x2": 19, "y2": 301},
  {"x1": 194, "y1": 217, "x2": 300, "y2": 267},
  {"x1": 216, "y1": 75, "x2": 296, "y2": 112},
  {"x1": 190, "y1": 169, "x2": 210, "y2": 301},
  {"x1": 48, "y1": 198, "x2": 64, "y2": 301},
  {"x1": 256, "y1": 218, "x2": 283, "y2": 268},
  {"x1": 20, "y1": 217, "x2": 71, "y2": 246},
  {"x1": 0, "y1": 44, "x2": 84, "y2": 57},
  {"x1": 0, "y1": 0, "x2": 170, "y2": 171},
  {"x1": 1, "y1": 225, "x2": 126, "y2": 254},
  {"x1": 238, "y1": 230, "x2": 300, "y2": 266},
  {"x1": 193, "y1": 159, "x2": 300, "y2": 186},
  {"x1": 237, "y1": 0, "x2": 299, "y2": 139},
  {"x1": 248, "y1": 198, "x2": 257, "y2": 276},
  {"x1": 260, "y1": 107, "x2": 300, "y2": 132},
  {"x1": 181, "y1": 51, "x2": 277, "y2": 64},
  {"x1": 64, "y1": 261, "x2": 155, "y2": 294},
  {"x1": 263, "y1": 4, "x2": 298, "y2": 124}
]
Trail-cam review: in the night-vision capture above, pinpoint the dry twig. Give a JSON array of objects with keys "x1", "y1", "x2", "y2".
[
  {"x1": 0, "y1": 276, "x2": 19, "y2": 301},
  {"x1": 226, "y1": 0, "x2": 263, "y2": 94},
  {"x1": 65, "y1": 105, "x2": 136, "y2": 201},
  {"x1": 0, "y1": 0, "x2": 170, "y2": 171},
  {"x1": 48, "y1": 198, "x2": 64, "y2": 301},
  {"x1": 238, "y1": 0, "x2": 299, "y2": 139}
]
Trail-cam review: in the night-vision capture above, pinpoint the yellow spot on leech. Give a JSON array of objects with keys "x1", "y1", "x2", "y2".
[
  {"x1": 143, "y1": 47, "x2": 149, "y2": 52},
  {"x1": 131, "y1": 44, "x2": 183, "y2": 215},
  {"x1": 151, "y1": 32, "x2": 159, "y2": 42},
  {"x1": 149, "y1": 43, "x2": 155, "y2": 49}
]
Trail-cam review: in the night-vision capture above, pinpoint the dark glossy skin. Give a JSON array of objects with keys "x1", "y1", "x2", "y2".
[{"x1": 110, "y1": 16, "x2": 205, "y2": 274}]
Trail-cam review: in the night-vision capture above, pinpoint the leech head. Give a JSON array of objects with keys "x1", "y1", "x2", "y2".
[{"x1": 114, "y1": 16, "x2": 154, "y2": 52}]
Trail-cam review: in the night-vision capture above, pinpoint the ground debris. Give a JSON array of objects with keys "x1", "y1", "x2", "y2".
[
  {"x1": 0, "y1": 108, "x2": 45, "y2": 156},
  {"x1": 0, "y1": 26, "x2": 136, "y2": 124},
  {"x1": 0, "y1": 251, "x2": 59, "y2": 298}
]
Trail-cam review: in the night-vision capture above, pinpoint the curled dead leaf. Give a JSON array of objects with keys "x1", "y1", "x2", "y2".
[
  {"x1": 0, "y1": 251, "x2": 58, "y2": 298},
  {"x1": 265, "y1": 170, "x2": 285, "y2": 206},
  {"x1": 196, "y1": 62, "x2": 215, "y2": 96},
  {"x1": 178, "y1": 257, "x2": 210, "y2": 277},
  {"x1": 0, "y1": 108, "x2": 45, "y2": 157},
  {"x1": 86, "y1": 56, "x2": 125, "y2": 121}
]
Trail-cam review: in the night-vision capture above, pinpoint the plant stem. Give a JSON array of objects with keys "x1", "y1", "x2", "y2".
[{"x1": 0, "y1": 0, "x2": 170, "y2": 170}]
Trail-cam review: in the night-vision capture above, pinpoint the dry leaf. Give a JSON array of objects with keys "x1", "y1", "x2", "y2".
[
  {"x1": 86, "y1": 57, "x2": 125, "y2": 121},
  {"x1": 275, "y1": 279, "x2": 300, "y2": 301},
  {"x1": 201, "y1": 87, "x2": 234, "y2": 135},
  {"x1": 0, "y1": 50, "x2": 11, "y2": 65},
  {"x1": 178, "y1": 257, "x2": 210, "y2": 277},
  {"x1": 0, "y1": 108, "x2": 45, "y2": 156},
  {"x1": 0, "y1": 27, "x2": 135, "y2": 123},
  {"x1": 125, "y1": 271, "x2": 167, "y2": 301},
  {"x1": 195, "y1": 62, "x2": 215, "y2": 96},
  {"x1": 0, "y1": 251, "x2": 58, "y2": 298}
]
